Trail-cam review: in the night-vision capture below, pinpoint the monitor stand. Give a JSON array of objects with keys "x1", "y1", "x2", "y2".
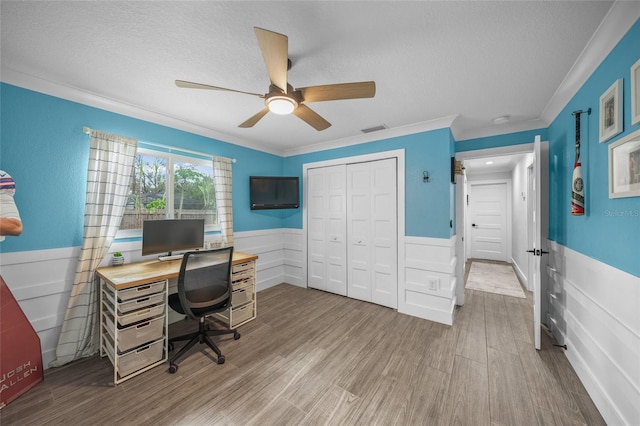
[{"x1": 158, "y1": 252, "x2": 183, "y2": 262}]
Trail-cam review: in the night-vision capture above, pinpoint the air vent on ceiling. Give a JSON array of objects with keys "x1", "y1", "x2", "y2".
[{"x1": 361, "y1": 124, "x2": 388, "y2": 133}]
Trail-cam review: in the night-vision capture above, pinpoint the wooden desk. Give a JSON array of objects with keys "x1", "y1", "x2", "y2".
[
  {"x1": 96, "y1": 251, "x2": 258, "y2": 289},
  {"x1": 97, "y1": 251, "x2": 258, "y2": 384}
]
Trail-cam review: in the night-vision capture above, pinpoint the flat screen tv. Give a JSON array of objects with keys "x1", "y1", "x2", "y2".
[
  {"x1": 250, "y1": 176, "x2": 299, "y2": 210},
  {"x1": 142, "y1": 219, "x2": 204, "y2": 257}
]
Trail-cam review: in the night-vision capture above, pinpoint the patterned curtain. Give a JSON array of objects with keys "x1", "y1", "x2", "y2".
[
  {"x1": 213, "y1": 156, "x2": 233, "y2": 246},
  {"x1": 50, "y1": 130, "x2": 137, "y2": 367}
]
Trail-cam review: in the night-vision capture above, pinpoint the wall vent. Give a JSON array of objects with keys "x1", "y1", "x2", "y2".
[{"x1": 360, "y1": 124, "x2": 388, "y2": 133}]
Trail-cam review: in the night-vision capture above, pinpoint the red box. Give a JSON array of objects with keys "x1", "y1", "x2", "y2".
[{"x1": 0, "y1": 275, "x2": 43, "y2": 408}]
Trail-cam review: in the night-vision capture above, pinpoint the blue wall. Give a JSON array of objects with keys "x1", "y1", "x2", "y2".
[
  {"x1": 3, "y1": 18, "x2": 638, "y2": 277},
  {"x1": 283, "y1": 128, "x2": 455, "y2": 238},
  {"x1": 454, "y1": 19, "x2": 640, "y2": 278},
  {"x1": 547, "y1": 18, "x2": 640, "y2": 277},
  {"x1": 0, "y1": 84, "x2": 285, "y2": 253}
]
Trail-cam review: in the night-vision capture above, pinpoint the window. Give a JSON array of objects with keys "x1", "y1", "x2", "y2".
[{"x1": 118, "y1": 146, "x2": 218, "y2": 237}]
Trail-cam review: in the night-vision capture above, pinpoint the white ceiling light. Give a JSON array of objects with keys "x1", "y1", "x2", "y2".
[
  {"x1": 266, "y1": 96, "x2": 297, "y2": 115},
  {"x1": 485, "y1": 160, "x2": 494, "y2": 165},
  {"x1": 492, "y1": 115, "x2": 510, "y2": 125}
]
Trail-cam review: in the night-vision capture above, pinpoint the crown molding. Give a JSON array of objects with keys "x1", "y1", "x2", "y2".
[
  {"x1": 455, "y1": 143, "x2": 535, "y2": 161},
  {"x1": 282, "y1": 115, "x2": 458, "y2": 157},
  {"x1": 540, "y1": 1, "x2": 640, "y2": 125},
  {"x1": 0, "y1": 68, "x2": 283, "y2": 156}
]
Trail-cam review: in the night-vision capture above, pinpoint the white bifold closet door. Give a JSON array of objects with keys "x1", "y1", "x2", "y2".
[
  {"x1": 307, "y1": 158, "x2": 397, "y2": 309},
  {"x1": 307, "y1": 165, "x2": 348, "y2": 295},
  {"x1": 346, "y1": 158, "x2": 397, "y2": 308}
]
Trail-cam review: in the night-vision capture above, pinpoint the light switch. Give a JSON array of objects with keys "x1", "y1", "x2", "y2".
[{"x1": 428, "y1": 278, "x2": 439, "y2": 291}]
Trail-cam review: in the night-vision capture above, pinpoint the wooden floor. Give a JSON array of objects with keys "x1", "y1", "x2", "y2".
[{"x1": 1, "y1": 268, "x2": 606, "y2": 425}]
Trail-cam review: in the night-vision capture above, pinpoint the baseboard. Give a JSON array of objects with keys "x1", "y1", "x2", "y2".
[{"x1": 510, "y1": 256, "x2": 528, "y2": 290}]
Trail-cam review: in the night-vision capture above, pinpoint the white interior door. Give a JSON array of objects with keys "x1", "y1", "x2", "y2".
[
  {"x1": 454, "y1": 170, "x2": 466, "y2": 306},
  {"x1": 526, "y1": 164, "x2": 534, "y2": 292},
  {"x1": 529, "y1": 136, "x2": 549, "y2": 350},
  {"x1": 307, "y1": 165, "x2": 347, "y2": 295},
  {"x1": 469, "y1": 182, "x2": 508, "y2": 261},
  {"x1": 530, "y1": 136, "x2": 542, "y2": 349},
  {"x1": 326, "y1": 166, "x2": 348, "y2": 295},
  {"x1": 347, "y1": 158, "x2": 397, "y2": 308}
]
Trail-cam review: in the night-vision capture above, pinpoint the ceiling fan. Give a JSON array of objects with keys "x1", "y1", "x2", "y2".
[{"x1": 175, "y1": 27, "x2": 376, "y2": 131}]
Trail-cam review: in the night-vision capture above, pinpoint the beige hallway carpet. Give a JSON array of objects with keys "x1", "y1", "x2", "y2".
[{"x1": 465, "y1": 260, "x2": 526, "y2": 298}]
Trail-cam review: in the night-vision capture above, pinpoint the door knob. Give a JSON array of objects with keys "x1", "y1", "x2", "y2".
[{"x1": 472, "y1": 223, "x2": 477, "y2": 227}]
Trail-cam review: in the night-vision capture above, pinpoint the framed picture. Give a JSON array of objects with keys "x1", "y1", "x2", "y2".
[
  {"x1": 599, "y1": 79, "x2": 623, "y2": 143},
  {"x1": 609, "y1": 128, "x2": 640, "y2": 198},
  {"x1": 632, "y1": 58, "x2": 640, "y2": 126}
]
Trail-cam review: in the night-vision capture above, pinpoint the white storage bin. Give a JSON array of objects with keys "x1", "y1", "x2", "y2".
[
  {"x1": 117, "y1": 339, "x2": 164, "y2": 378},
  {"x1": 118, "y1": 281, "x2": 164, "y2": 302},
  {"x1": 118, "y1": 292, "x2": 164, "y2": 314},
  {"x1": 117, "y1": 316, "x2": 165, "y2": 352},
  {"x1": 232, "y1": 302, "x2": 254, "y2": 327},
  {"x1": 232, "y1": 287, "x2": 252, "y2": 307},
  {"x1": 118, "y1": 304, "x2": 165, "y2": 327}
]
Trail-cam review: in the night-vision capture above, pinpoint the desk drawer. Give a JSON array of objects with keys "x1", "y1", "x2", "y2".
[
  {"x1": 118, "y1": 339, "x2": 164, "y2": 378},
  {"x1": 118, "y1": 292, "x2": 164, "y2": 314},
  {"x1": 213, "y1": 302, "x2": 255, "y2": 328},
  {"x1": 231, "y1": 302, "x2": 254, "y2": 326},
  {"x1": 231, "y1": 287, "x2": 252, "y2": 307},
  {"x1": 118, "y1": 304, "x2": 165, "y2": 327},
  {"x1": 104, "y1": 313, "x2": 165, "y2": 352},
  {"x1": 118, "y1": 316, "x2": 164, "y2": 352},
  {"x1": 118, "y1": 281, "x2": 165, "y2": 302},
  {"x1": 211, "y1": 301, "x2": 254, "y2": 328},
  {"x1": 232, "y1": 277, "x2": 254, "y2": 291},
  {"x1": 232, "y1": 261, "x2": 255, "y2": 281}
]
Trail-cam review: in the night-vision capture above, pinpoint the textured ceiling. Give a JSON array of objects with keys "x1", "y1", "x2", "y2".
[{"x1": 0, "y1": 1, "x2": 619, "y2": 156}]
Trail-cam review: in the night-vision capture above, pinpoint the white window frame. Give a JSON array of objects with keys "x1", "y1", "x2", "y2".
[{"x1": 116, "y1": 146, "x2": 221, "y2": 239}]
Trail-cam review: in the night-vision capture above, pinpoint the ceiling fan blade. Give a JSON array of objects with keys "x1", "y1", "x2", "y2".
[
  {"x1": 175, "y1": 80, "x2": 263, "y2": 97},
  {"x1": 238, "y1": 108, "x2": 270, "y2": 128},
  {"x1": 293, "y1": 104, "x2": 331, "y2": 131},
  {"x1": 254, "y1": 27, "x2": 288, "y2": 93},
  {"x1": 297, "y1": 81, "x2": 376, "y2": 103}
]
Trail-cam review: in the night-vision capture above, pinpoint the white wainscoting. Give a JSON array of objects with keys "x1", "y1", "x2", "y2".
[
  {"x1": 233, "y1": 228, "x2": 304, "y2": 291},
  {"x1": 0, "y1": 247, "x2": 80, "y2": 370},
  {"x1": 399, "y1": 236, "x2": 457, "y2": 325},
  {"x1": 547, "y1": 241, "x2": 640, "y2": 426}
]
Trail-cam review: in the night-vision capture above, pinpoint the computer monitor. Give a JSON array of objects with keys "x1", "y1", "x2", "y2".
[{"x1": 142, "y1": 219, "x2": 204, "y2": 257}]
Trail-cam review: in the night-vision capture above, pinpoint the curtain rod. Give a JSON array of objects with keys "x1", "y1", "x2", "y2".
[{"x1": 83, "y1": 126, "x2": 236, "y2": 164}]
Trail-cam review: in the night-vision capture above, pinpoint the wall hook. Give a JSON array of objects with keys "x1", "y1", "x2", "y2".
[{"x1": 571, "y1": 108, "x2": 592, "y2": 116}]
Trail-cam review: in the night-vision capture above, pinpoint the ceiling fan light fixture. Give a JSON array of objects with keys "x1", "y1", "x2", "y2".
[{"x1": 266, "y1": 96, "x2": 297, "y2": 115}]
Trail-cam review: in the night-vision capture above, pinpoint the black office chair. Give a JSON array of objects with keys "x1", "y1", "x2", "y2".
[{"x1": 167, "y1": 247, "x2": 240, "y2": 373}]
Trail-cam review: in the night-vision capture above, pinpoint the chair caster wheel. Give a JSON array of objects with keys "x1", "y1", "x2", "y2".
[
  {"x1": 169, "y1": 364, "x2": 178, "y2": 374},
  {"x1": 234, "y1": 332, "x2": 241, "y2": 340},
  {"x1": 217, "y1": 356, "x2": 225, "y2": 365}
]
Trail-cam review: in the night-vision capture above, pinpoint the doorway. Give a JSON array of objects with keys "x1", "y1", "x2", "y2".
[
  {"x1": 468, "y1": 180, "x2": 510, "y2": 262},
  {"x1": 457, "y1": 146, "x2": 533, "y2": 284},
  {"x1": 455, "y1": 140, "x2": 548, "y2": 350}
]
